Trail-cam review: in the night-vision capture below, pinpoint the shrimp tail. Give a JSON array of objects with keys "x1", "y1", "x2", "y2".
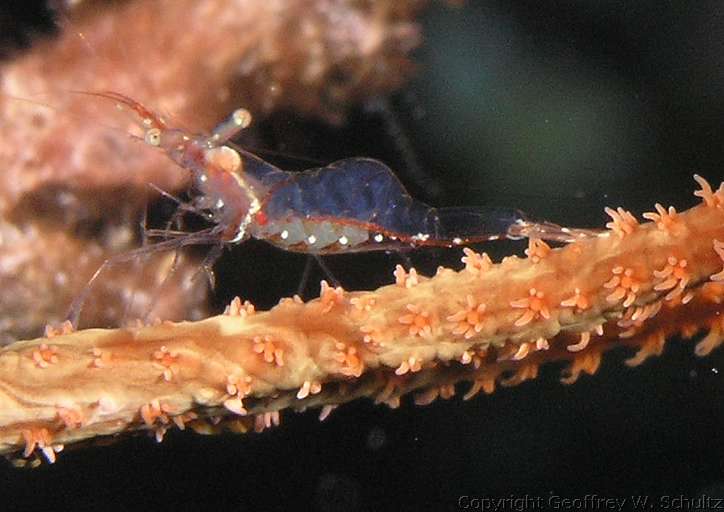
[
  {"x1": 507, "y1": 217, "x2": 605, "y2": 242},
  {"x1": 429, "y1": 206, "x2": 528, "y2": 242}
]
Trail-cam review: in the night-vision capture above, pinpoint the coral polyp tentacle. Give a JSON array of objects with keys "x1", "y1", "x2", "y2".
[
  {"x1": 643, "y1": 204, "x2": 681, "y2": 233},
  {"x1": 694, "y1": 174, "x2": 724, "y2": 208},
  {"x1": 605, "y1": 207, "x2": 639, "y2": 237},
  {"x1": 712, "y1": 240, "x2": 724, "y2": 281}
]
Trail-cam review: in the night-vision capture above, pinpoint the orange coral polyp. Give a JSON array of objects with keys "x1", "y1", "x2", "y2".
[
  {"x1": 643, "y1": 203, "x2": 681, "y2": 232},
  {"x1": 0, "y1": 177, "x2": 722, "y2": 465},
  {"x1": 511, "y1": 288, "x2": 551, "y2": 327},
  {"x1": 447, "y1": 295, "x2": 487, "y2": 339}
]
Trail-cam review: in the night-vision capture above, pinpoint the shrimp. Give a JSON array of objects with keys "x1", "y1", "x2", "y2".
[
  {"x1": 81, "y1": 91, "x2": 599, "y2": 248},
  {"x1": 66, "y1": 90, "x2": 601, "y2": 326}
]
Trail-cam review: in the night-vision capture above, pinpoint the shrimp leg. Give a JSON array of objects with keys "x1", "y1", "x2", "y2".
[
  {"x1": 66, "y1": 228, "x2": 223, "y2": 328},
  {"x1": 295, "y1": 255, "x2": 340, "y2": 298},
  {"x1": 314, "y1": 255, "x2": 340, "y2": 288},
  {"x1": 131, "y1": 248, "x2": 182, "y2": 325},
  {"x1": 296, "y1": 256, "x2": 315, "y2": 297},
  {"x1": 194, "y1": 241, "x2": 225, "y2": 290}
]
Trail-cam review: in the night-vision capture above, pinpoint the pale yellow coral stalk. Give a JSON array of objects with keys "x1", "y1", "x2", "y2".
[{"x1": 1, "y1": 177, "x2": 723, "y2": 466}]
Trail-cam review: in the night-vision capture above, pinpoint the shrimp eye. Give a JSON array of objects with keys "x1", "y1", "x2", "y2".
[{"x1": 145, "y1": 128, "x2": 162, "y2": 146}]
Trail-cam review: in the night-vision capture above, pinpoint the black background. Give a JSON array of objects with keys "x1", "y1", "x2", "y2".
[{"x1": 2, "y1": 1, "x2": 724, "y2": 511}]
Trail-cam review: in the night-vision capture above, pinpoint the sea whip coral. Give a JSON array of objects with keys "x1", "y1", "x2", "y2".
[{"x1": 1, "y1": 176, "x2": 721, "y2": 466}]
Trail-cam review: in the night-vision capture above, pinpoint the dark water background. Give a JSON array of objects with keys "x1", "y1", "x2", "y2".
[{"x1": 2, "y1": 1, "x2": 724, "y2": 511}]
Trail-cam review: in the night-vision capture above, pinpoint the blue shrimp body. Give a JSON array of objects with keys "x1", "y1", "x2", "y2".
[{"x1": 239, "y1": 152, "x2": 526, "y2": 254}]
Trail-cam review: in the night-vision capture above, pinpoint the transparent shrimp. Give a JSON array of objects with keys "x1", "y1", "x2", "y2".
[
  {"x1": 67, "y1": 91, "x2": 600, "y2": 326},
  {"x1": 240, "y1": 153, "x2": 604, "y2": 254}
]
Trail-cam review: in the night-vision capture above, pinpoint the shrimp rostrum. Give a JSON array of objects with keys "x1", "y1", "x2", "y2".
[{"x1": 67, "y1": 91, "x2": 600, "y2": 326}]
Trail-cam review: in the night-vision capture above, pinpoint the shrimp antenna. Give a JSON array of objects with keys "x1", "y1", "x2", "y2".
[
  {"x1": 231, "y1": 142, "x2": 326, "y2": 166},
  {"x1": 68, "y1": 90, "x2": 168, "y2": 130},
  {"x1": 1, "y1": 91, "x2": 142, "y2": 141}
]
